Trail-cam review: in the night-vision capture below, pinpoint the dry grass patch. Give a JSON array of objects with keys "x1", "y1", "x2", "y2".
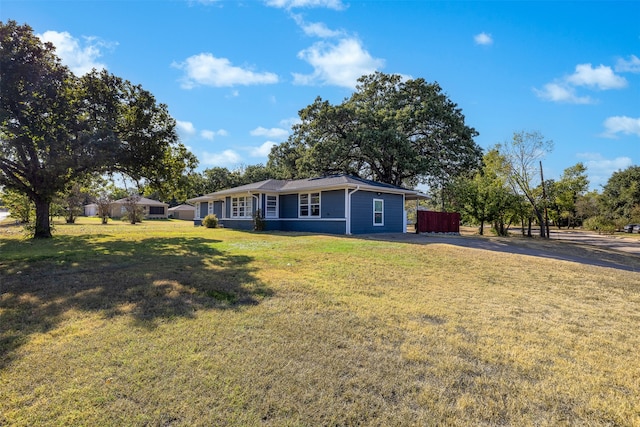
[{"x1": 1, "y1": 219, "x2": 639, "y2": 426}]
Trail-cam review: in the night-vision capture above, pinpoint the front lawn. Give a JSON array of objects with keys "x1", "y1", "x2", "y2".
[{"x1": 1, "y1": 219, "x2": 639, "y2": 426}]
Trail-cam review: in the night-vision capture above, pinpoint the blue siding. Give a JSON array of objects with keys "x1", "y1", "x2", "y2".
[
  {"x1": 351, "y1": 191, "x2": 404, "y2": 234},
  {"x1": 264, "y1": 219, "x2": 346, "y2": 234},
  {"x1": 279, "y1": 194, "x2": 298, "y2": 218},
  {"x1": 320, "y1": 190, "x2": 345, "y2": 219},
  {"x1": 199, "y1": 202, "x2": 208, "y2": 218},
  {"x1": 213, "y1": 201, "x2": 223, "y2": 218},
  {"x1": 208, "y1": 189, "x2": 403, "y2": 235},
  {"x1": 219, "y1": 219, "x2": 253, "y2": 230}
]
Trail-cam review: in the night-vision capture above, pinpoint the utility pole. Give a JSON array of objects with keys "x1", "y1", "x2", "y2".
[{"x1": 540, "y1": 160, "x2": 550, "y2": 238}]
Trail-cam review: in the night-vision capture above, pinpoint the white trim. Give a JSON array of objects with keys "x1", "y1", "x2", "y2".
[
  {"x1": 298, "y1": 192, "x2": 321, "y2": 217},
  {"x1": 252, "y1": 194, "x2": 260, "y2": 217},
  {"x1": 346, "y1": 186, "x2": 360, "y2": 235},
  {"x1": 265, "y1": 194, "x2": 279, "y2": 218},
  {"x1": 373, "y1": 198, "x2": 384, "y2": 226},
  {"x1": 217, "y1": 218, "x2": 345, "y2": 222},
  {"x1": 230, "y1": 195, "x2": 253, "y2": 219},
  {"x1": 403, "y1": 194, "x2": 407, "y2": 233}
]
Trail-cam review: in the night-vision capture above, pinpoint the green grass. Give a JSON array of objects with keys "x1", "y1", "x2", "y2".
[{"x1": 1, "y1": 218, "x2": 639, "y2": 426}]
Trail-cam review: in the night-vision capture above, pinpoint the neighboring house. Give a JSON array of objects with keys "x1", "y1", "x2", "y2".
[
  {"x1": 187, "y1": 175, "x2": 428, "y2": 235},
  {"x1": 84, "y1": 203, "x2": 98, "y2": 217},
  {"x1": 168, "y1": 204, "x2": 195, "y2": 220},
  {"x1": 110, "y1": 197, "x2": 169, "y2": 219}
]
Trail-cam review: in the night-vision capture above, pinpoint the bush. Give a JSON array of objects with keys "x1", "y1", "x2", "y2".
[
  {"x1": 202, "y1": 214, "x2": 218, "y2": 228},
  {"x1": 253, "y1": 209, "x2": 265, "y2": 231},
  {"x1": 583, "y1": 216, "x2": 615, "y2": 234}
]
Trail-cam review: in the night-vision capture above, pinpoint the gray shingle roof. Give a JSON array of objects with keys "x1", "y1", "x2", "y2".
[
  {"x1": 188, "y1": 174, "x2": 428, "y2": 202},
  {"x1": 113, "y1": 196, "x2": 168, "y2": 206}
]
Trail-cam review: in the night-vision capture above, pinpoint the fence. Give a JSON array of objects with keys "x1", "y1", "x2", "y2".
[{"x1": 416, "y1": 211, "x2": 460, "y2": 233}]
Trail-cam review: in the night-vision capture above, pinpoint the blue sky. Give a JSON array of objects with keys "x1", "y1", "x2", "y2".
[{"x1": 3, "y1": 0, "x2": 639, "y2": 191}]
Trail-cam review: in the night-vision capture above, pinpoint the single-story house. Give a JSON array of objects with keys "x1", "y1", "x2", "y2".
[
  {"x1": 83, "y1": 197, "x2": 169, "y2": 219},
  {"x1": 187, "y1": 175, "x2": 428, "y2": 235},
  {"x1": 168, "y1": 204, "x2": 195, "y2": 220},
  {"x1": 110, "y1": 197, "x2": 169, "y2": 219}
]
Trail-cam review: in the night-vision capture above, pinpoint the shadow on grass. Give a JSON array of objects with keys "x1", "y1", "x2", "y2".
[
  {"x1": 356, "y1": 232, "x2": 640, "y2": 273},
  {"x1": 0, "y1": 235, "x2": 272, "y2": 369}
]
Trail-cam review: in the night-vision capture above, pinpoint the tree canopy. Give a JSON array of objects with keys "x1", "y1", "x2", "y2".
[
  {"x1": 0, "y1": 20, "x2": 196, "y2": 237},
  {"x1": 267, "y1": 72, "x2": 482, "y2": 188},
  {"x1": 600, "y1": 165, "x2": 640, "y2": 221},
  {"x1": 497, "y1": 130, "x2": 554, "y2": 238}
]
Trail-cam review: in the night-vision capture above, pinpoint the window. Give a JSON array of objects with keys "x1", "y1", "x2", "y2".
[
  {"x1": 373, "y1": 199, "x2": 384, "y2": 226},
  {"x1": 231, "y1": 196, "x2": 252, "y2": 218},
  {"x1": 266, "y1": 195, "x2": 278, "y2": 218},
  {"x1": 149, "y1": 206, "x2": 165, "y2": 215},
  {"x1": 299, "y1": 192, "x2": 320, "y2": 217}
]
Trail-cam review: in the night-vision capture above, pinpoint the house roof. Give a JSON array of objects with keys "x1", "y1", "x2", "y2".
[
  {"x1": 113, "y1": 197, "x2": 168, "y2": 206},
  {"x1": 188, "y1": 174, "x2": 429, "y2": 202},
  {"x1": 168, "y1": 204, "x2": 195, "y2": 212}
]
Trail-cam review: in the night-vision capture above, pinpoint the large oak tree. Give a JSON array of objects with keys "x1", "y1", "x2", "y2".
[
  {"x1": 267, "y1": 72, "x2": 481, "y2": 188},
  {"x1": 1, "y1": 21, "x2": 194, "y2": 237}
]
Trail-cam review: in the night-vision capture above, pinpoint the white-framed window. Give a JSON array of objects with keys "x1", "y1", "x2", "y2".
[
  {"x1": 231, "y1": 196, "x2": 252, "y2": 218},
  {"x1": 299, "y1": 192, "x2": 320, "y2": 217},
  {"x1": 373, "y1": 198, "x2": 384, "y2": 226},
  {"x1": 265, "y1": 195, "x2": 278, "y2": 218}
]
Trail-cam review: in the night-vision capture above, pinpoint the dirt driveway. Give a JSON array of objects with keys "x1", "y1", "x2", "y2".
[
  {"x1": 360, "y1": 229, "x2": 640, "y2": 273},
  {"x1": 547, "y1": 229, "x2": 640, "y2": 255}
]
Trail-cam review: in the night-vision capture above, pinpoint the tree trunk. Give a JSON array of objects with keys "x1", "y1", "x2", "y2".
[
  {"x1": 479, "y1": 220, "x2": 484, "y2": 235},
  {"x1": 534, "y1": 208, "x2": 547, "y2": 238},
  {"x1": 34, "y1": 197, "x2": 52, "y2": 238}
]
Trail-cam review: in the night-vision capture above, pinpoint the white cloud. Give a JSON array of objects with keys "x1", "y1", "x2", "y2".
[
  {"x1": 265, "y1": 0, "x2": 345, "y2": 10},
  {"x1": 577, "y1": 152, "x2": 633, "y2": 187},
  {"x1": 291, "y1": 13, "x2": 343, "y2": 38},
  {"x1": 301, "y1": 21, "x2": 343, "y2": 38},
  {"x1": 37, "y1": 30, "x2": 111, "y2": 75},
  {"x1": 250, "y1": 126, "x2": 290, "y2": 139},
  {"x1": 178, "y1": 121, "x2": 227, "y2": 141},
  {"x1": 200, "y1": 130, "x2": 216, "y2": 140},
  {"x1": 293, "y1": 38, "x2": 384, "y2": 88},
  {"x1": 201, "y1": 129, "x2": 228, "y2": 140},
  {"x1": 533, "y1": 83, "x2": 593, "y2": 104},
  {"x1": 176, "y1": 120, "x2": 197, "y2": 137},
  {"x1": 615, "y1": 55, "x2": 640, "y2": 73},
  {"x1": 601, "y1": 116, "x2": 640, "y2": 138},
  {"x1": 535, "y1": 62, "x2": 628, "y2": 104},
  {"x1": 201, "y1": 149, "x2": 241, "y2": 166},
  {"x1": 250, "y1": 141, "x2": 278, "y2": 157},
  {"x1": 279, "y1": 117, "x2": 301, "y2": 128},
  {"x1": 566, "y1": 63, "x2": 627, "y2": 90},
  {"x1": 474, "y1": 32, "x2": 493, "y2": 46},
  {"x1": 172, "y1": 53, "x2": 279, "y2": 89}
]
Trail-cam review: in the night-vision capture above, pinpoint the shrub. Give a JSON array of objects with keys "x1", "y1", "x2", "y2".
[
  {"x1": 583, "y1": 216, "x2": 615, "y2": 234},
  {"x1": 253, "y1": 209, "x2": 265, "y2": 231},
  {"x1": 203, "y1": 214, "x2": 218, "y2": 228}
]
